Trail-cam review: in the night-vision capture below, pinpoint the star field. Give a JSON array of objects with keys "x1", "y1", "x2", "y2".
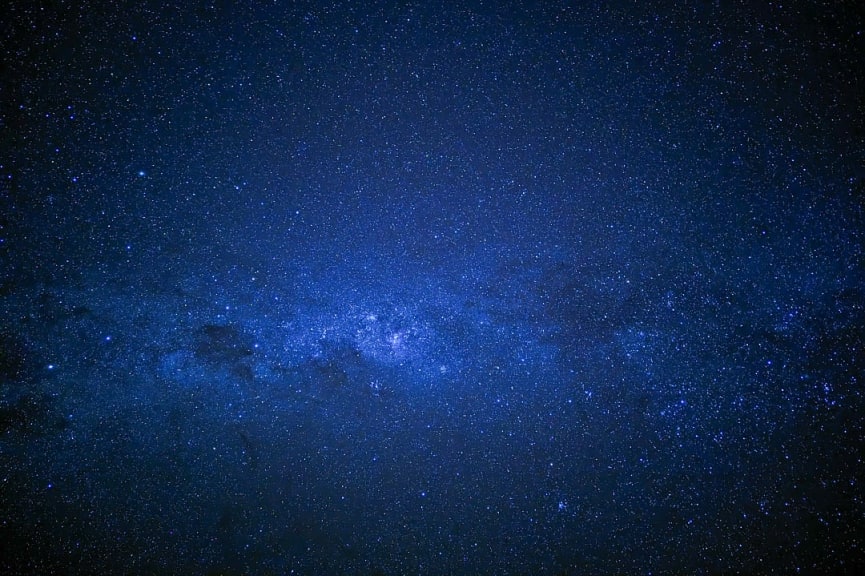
[{"x1": 1, "y1": 1, "x2": 864, "y2": 574}]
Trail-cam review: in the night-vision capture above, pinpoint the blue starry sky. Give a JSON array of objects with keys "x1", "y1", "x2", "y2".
[{"x1": 1, "y1": 1, "x2": 864, "y2": 574}]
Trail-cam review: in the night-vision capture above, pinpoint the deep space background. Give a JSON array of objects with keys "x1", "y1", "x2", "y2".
[{"x1": 2, "y1": 1, "x2": 864, "y2": 574}]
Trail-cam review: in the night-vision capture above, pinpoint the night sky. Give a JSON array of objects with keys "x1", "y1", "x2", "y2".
[{"x1": 2, "y1": 1, "x2": 864, "y2": 574}]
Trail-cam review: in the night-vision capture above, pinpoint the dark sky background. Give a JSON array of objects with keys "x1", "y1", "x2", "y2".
[{"x1": 2, "y1": 1, "x2": 864, "y2": 574}]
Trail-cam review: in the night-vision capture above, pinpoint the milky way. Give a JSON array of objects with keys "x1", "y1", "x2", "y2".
[{"x1": 2, "y1": 1, "x2": 863, "y2": 574}]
